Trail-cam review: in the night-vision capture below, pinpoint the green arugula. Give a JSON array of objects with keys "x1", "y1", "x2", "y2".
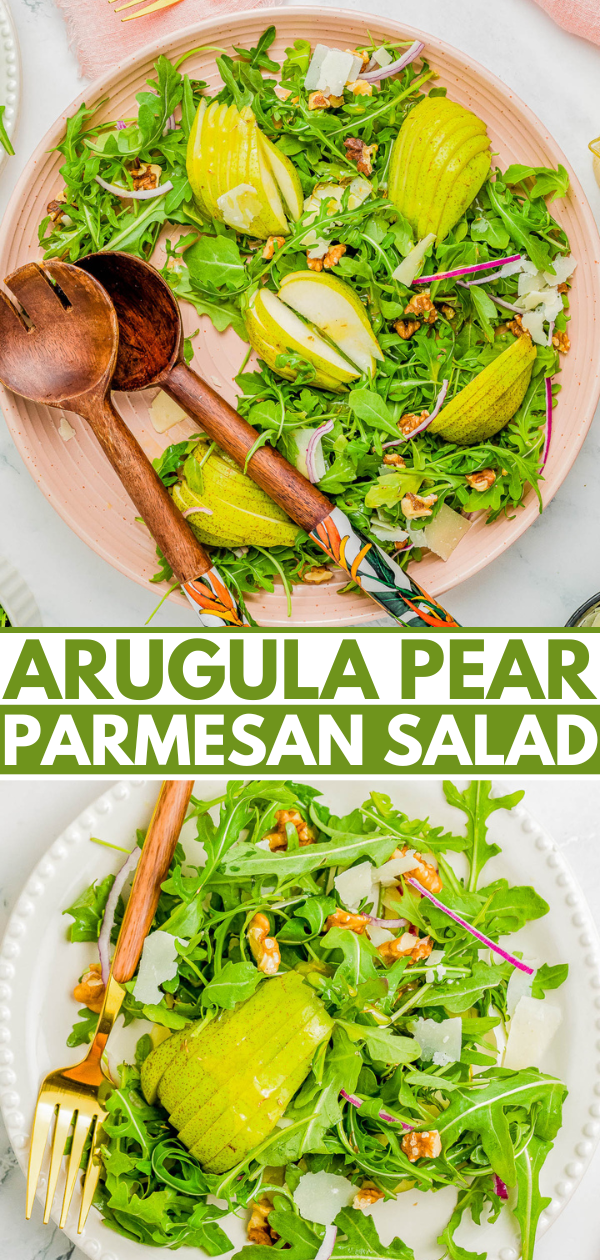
[{"x1": 442, "y1": 781, "x2": 525, "y2": 891}]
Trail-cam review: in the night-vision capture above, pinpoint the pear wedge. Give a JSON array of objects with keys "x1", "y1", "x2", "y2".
[
  {"x1": 186, "y1": 99, "x2": 210, "y2": 220},
  {"x1": 389, "y1": 96, "x2": 491, "y2": 242},
  {"x1": 429, "y1": 335, "x2": 537, "y2": 443},
  {"x1": 279, "y1": 270, "x2": 383, "y2": 376},
  {"x1": 240, "y1": 106, "x2": 289, "y2": 236},
  {"x1": 246, "y1": 289, "x2": 359, "y2": 391},
  {"x1": 259, "y1": 132, "x2": 304, "y2": 220},
  {"x1": 171, "y1": 442, "x2": 300, "y2": 548}
]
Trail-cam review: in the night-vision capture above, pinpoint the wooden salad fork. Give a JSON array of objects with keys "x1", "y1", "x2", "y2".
[
  {"x1": 26, "y1": 779, "x2": 195, "y2": 1234},
  {"x1": 108, "y1": 0, "x2": 184, "y2": 22},
  {"x1": 79, "y1": 251, "x2": 459, "y2": 629},
  {"x1": 0, "y1": 260, "x2": 247, "y2": 625}
]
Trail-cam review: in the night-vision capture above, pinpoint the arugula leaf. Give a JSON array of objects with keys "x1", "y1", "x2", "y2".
[
  {"x1": 503, "y1": 163, "x2": 569, "y2": 202},
  {"x1": 200, "y1": 960, "x2": 263, "y2": 1009},
  {"x1": 67, "y1": 1005, "x2": 99, "y2": 1047},
  {"x1": 531, "y1": 962, "x2": 569, "y2": 1000},
  {"x1": 340, "y1": 1021, "x2": 421, "y2": 1066},
  {"x1": 479, "y1": 881, "x2": 549, "y2": 936},
  {"x1": 513, "y1": 1136, "x2": 553, "y2": 1260},
  {"x1": 224, "y1": 831, "x2": 396, "y2": 877},
  {"x1": 469, "y1": 285, "x2": 497, "y2": 343},
  {"x1": 418, "y1": 962, "x2": 507, "y2": 1013},
  {"x1": 332, "y1": 1207, "x2": 414, "y2": 1260},
  {"x1": 443, "y1": 781, "x2": 524, "y2": 891},
  {"x1": 63, "y1": 874, "x2": 115, "y2": 941},
  {"x1": 437, "y1": 1183, "x2": 487, "y2": 1260},
  {"x1": 322, "y1": 928, "x2": 379, "y2": 987},
  {"x1": 185, "y1": 234, "x2": 245, "y2": 289},
  {"x1": 348, "y1": 390, "x2": 400, "y2": 439},
  {"x1": 166, "y1": 266, "x2": 248, "y2": 339}
]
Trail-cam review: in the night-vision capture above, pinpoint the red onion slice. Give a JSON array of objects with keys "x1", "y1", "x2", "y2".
[
  {"x1": 414, "y1": 255, "x2": 521, "y2": 285},
  {"x1": 95, "y1": 174, "x2": 173, "y2": 200},
  {"x1": 315, "y1": 1224, "x2": 337, "y2": 1260},
  {"x1": 340, "y1": 1090, "x2": 413, "y2": 1129},
  {"x1": 360, "y1": 40, "x2": 424, "y2": 83},
  {"x1": 406, "y1": 878, "x2": 534, "y2": 974},
  {"x1": 382, "y1": 379, "x2": 449, "y2": 449},
  {"x1": 306, "y1": 419, "x2": 334, "y2": 484},
  {"x1": 366, "y1": 915, "x2": 407, "y2": 928},
  {"x1": 494, "y1": 1175, "x2": 509, "y2": 1201},
  {"x1": 541, "y1": 377, "x2": 553, "y2": 469},
  {"x1": 98, "y1": 847, "x2": 140, "y2": 984}
]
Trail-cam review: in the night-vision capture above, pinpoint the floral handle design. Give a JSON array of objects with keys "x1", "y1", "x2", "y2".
[
  {"x1": 182, "y1": 566, "x2": 248, "y2": 627},
  {"x1": 310, "y1": 507, "x2": 459, "y2": 629}
]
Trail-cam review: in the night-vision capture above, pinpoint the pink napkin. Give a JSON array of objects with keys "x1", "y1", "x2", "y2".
[
  {"x1": 55, "y1": 0, "x2": 275, "y2": 81},
  {"x1": 532, "y1": 0, "x2": 600, "y2": 45}
]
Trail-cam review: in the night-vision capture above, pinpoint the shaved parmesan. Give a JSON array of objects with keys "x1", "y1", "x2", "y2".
[
  {"x1": 217, "y1": 184, "x2": 263, "y2": 232},
  {"x1": 294, "y1": 1171, "x2": 355, "y2": 1225},
  {"x1": 413, "y1": 1016, "x2": 462, "y2": 1066},
  {"x1": 373, "y1": 46, "x2": 393, "y2": 67},
  {"x1": 392, "y1": 233, "x2": 436, "y2": 286},
  {"x1": 366, "y1": 923, "x2": 395, "y2": 946},
  {"x1": 150, "y1": 390, "x2": 188, "y2": 433},
  {"x1": 305, "y1": 44, "x2": 331, "y2": 90},
  {"x1": 518, "y1": 270, "x2": 545, "y2": 297},
  {"x1": 543, "y1": 255, "x2": 577, "y2": 286},
  {"x1": 506, "y1": 958, "x2": 538, "y2": 1018},
  {"x1": 320, "y1": 50, "x2": 359, "y2": 95},
  {"x1": 370, "y1": 522, "x2": 409, "y2": 544},
  {"x1": 521, "y1": 310, "x2": 547, "y2": 345},
  {"x1": 500, "y1": 258, "x2": 526, "y2": 278},
  {"x1": 428, "y1": 949, "x2": 445, "y2": 966},
  {"x1": 373, "y1": 852, "x2": 419, "y2": 884},
  {"x1": 503, "y1": 996, "x2": 561, "y2": 1070},
  {"x1": 542, "y1": 292, "x2": 564, "y2": 323},
  {"x1": 422, "y1": 502, "x2": 471, "y2": 562},
  {"x1": 334, "y1": 860, "x2": 374, "y2": 910},
  {"x1": 58, "y1": 415, "x2": 76, "y2": 441},
  {"x1": 134, "y1": 930, "x2": 180, "y2": 1005}
]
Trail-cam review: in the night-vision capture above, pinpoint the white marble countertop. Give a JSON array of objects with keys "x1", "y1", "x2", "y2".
[
  {"x1": 1, "y1": 777, "x2": 599, "y2": 1260},
  {"x1": 1, "y1": 0, "x2": 600, "y2": 628}
]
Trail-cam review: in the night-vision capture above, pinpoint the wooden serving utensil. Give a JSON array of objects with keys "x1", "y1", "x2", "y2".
[
  {"x1": 0, "y1": 261, "x2": 247, "y2": 626},
  {"x1": 79, "y1": 251, "x2": 459, "y2": 629},
  {"x1": 26, "y1": 779, "x2": 194, "y2": 1234}
]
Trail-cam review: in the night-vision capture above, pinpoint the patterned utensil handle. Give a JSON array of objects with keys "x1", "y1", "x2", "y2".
[
  {"x1": 182, "y1": 566, "x2": 249, "y2": 627},
  {"x1": 310, "y1": 507, "x2": 459, "y2": 629}
]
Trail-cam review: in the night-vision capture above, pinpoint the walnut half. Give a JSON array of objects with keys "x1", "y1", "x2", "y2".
[
  {"x1": 401, "y1": 1129, "x2": 442, "y2": 1162},
  {"x1": 248, "y1": 913, "x2": 280, "y2": 975}
]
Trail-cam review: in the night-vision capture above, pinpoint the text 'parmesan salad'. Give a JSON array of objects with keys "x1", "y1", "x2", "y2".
[
  {"x1": 39, "y1": 28, "x2": 573, "y2": 608},
  {"x1": 65, "y1": 780, "x2": 568, "y2": 1259}
]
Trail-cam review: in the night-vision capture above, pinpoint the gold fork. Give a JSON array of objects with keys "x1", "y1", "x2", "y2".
[
  {"x1": 26, "y1": 778, "x2": 195, "y2": 1233},
  {"x1": 108, "y1": 0, "x2": 185, "y2": 23}
]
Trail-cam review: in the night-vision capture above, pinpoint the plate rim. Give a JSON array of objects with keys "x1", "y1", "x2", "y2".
[
  {"x1": 0, "y1": 0, "x2": 20, "y2": 175},
  {"x1": 1, "y1": 776, "x2": 600, "y2": 1259},
  {"x1": 0, "y1": 6, "x2": 599, "y2": 617}
]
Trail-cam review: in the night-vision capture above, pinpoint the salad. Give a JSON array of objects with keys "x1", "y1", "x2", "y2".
[
  {"x1": 66, "y1": 780, "x2": 568, "y2": 1259},
  {"x1": 38, "y1": 29, "x2": 574, "y2": 605}
]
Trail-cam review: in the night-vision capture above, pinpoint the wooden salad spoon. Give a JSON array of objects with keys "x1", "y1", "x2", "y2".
[
  {"x1": 26, "y1": 779, "x2": 195, "y2": 1233},
  {"x1": 0, "y1": 261, "x2": 247, "y2": 626},
  {"x1": 79, "y1": 250, "x2": 459, "y2": 629}
]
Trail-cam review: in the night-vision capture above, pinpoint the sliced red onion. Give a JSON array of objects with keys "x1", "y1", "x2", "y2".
[
  {"x1": 340, "y1": 1090, "x2": 413, "y2": 1129},
  {"x1": 464, "y1": 269, "x2": 510, "y2": 287},
  {"x1": 541, "y1": 377, "x2": 552, "y2": 469},
  {"x1": 98, "y1": 847, "x2": 141, "y2": 984},
  {"x1": 381, "y1": 378, "x2": 449, "y2": 448},
  {"x1": 115, "y1": 120, "x2": 128, "y2": 131},
  {"x1": 163, "y1": 113, "x2": 177, "y2": 133},
  {"x1": 340, "y1": 1089, "x2": 363, "y2": 1107},
  {"x1": 366, "y1": 915, "x2": 407, "y2": 928},
  {"x1": 494, "y1": 1175, "x2": 509, "y2": 1200},
  {"x1": 406, "y1": 878, "x2": 534, "y2": 974},
  {"x1": 315, "y1": 1224, "x2": 337, "y2": 1260},
  {"x1": 306, "y1": 419, "x2": 334, "y2": 484},
  {"x1": 392, "y1": 542, "x2": 413, "y2": 556},
  {"x1": 360, "y1": 40, "x2": 424, "y2": 83},
  {"x1": 182, "y1": 505, "x2": 213, "y2": 518},
  {"x1": 414, "y1": 255, "x2": 521, "y2": 285},
  {"x1": 95, "y1": 174, "x2": 173, "y2": 200}
]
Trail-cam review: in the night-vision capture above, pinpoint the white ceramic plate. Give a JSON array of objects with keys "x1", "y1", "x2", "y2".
[
  {"x1": 1, "y1": 779, "x2": 599, "y2": 1260},
  {"x1": 0, "y1": 0, "x2": 19, "y2": 174}
]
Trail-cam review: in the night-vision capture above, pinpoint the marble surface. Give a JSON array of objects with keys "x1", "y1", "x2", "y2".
[
  {"x1": 0, "y1": 777, "x2": 600, "y2": 1259},
  {"x1": 0, "y1": 0, "x2": 599, "y2": 627}
]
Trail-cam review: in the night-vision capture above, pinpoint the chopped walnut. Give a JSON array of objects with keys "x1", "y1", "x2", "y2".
[
  {"x1": 557, "y1": 282, "x2": 569, "y2": 294},
  {"x1": 300, "y1": 564, "x2": 334, "y2": 582},
  {"x1": 383, "y1": 453, "x2": 406, "y2": 467},
  {"x1": 353, "y1": 1183, "x2": 385, "y2": 1212},
  {"x1": 47, "y1": 192, "x2": 67, "y2": 223},
  {"x1": 399, "y1": 410, "x2": 429, "y2": 438},
  {"x1": 401, "y1": 1130, "x2": 442, "y2": 1162},
  {"x1": 507, "y1": 315, "x2": 528, "y2": 338},
  {"x1": 308, "y1": 91, "x2": 331, "y2": 110},
  {"x1": 263, "y1": 808, "x2": 317, "y2": 851},
  {"x1": 343, "y1": 135, "x2": 378, "y2": 176},
  {"x1": 248, "y1": 1198, "x2": 279, "y2": 1245},
  {"x1": 248, "y1": 913, "x2": 280, "y2": 975},
  {"x1": 325, "y1": 909, "x2": 370, "y2": 934},
  {"x1": 324, "y1": 243, "x2": 346, "y2": 268},
  {"x1": 404, "y1": 292, "x2": 437, "y2": 324},
  {"x1": 401, "y1": 492, "x2": 437, "y2": 519},
  {"x1": 307, "y1": 255, "x2": 324, "y2": 272},
  {"x1": 441, "y1": 304, "x2": 456, "y2": 320},
  {"x1": 378, "y1": 932, "x2": 433, "y2": 965},
  {"x1": 394, "y1": 318, "x2": 420, "y2": 340},
  {"x1": 274, "y1": 85, "x2": 291, "y2": 102},
  {"x1": 347, "y1": 80, "x2": 373, "y2": 96},
  {"x1": 262, "y1": 235, "x2": 286, "y2": 261},
  {"x1": 552, "y1": 329, "x2": 570, "y2": 353},
  {"x1": 346, "y1": 47, "x2": 371, "y2": 68},
  {"x1": 129, "y1": 161, "x2": 161, "y2": 191},
  {"x1": 466, "y1": 467, "x2": 496, "y2": 492},
  {"x1": 393, "y1": 845, "x2": 443, "y2": 894},
  {"x1": 73, "y1": 963, "x2": 105, "y2": 1014}
]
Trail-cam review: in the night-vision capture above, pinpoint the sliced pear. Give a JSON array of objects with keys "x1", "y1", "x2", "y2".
[
  {"x1": 246, "y1": 289, "x2": 359, "y2": 391},
  {"x1": 241, "y1": 106, "x2": 288, "y2": 236},
  {"x1": 279, "y1": 270, "x2": 383, "y2": 376},
  {"x1": 259, "y1": 133, "x2": 304, "y2": 221},
  {"x1": 186, "y1": 98, "x2": 210, "y2": 219}
]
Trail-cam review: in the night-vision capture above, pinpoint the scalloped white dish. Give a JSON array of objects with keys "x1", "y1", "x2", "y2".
[
  {"x1": 0, "y1": 779, "x2": 599, "y2": 1260},
  {"x1": 0, "y1": 555, "x2": 42, "y2": 626},
  {"x1": 0, "y1": 0, "x2": 19, "y2": 175}
]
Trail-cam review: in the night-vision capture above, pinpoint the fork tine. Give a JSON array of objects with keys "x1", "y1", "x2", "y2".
[
  {"x1": 43, "y1": 1105, "x2": 73, "y2": 1224},
  {"x1": 26, "y1": 1096, "x2": 56, "y2": 1219},
  {"x1": 59, "y1": 1109, "x2": 93, "y2": 1229},
  {"x1": 77, "y1": 1115, "x2": 102, "y2": 1233},
  {"x1": 121, "y1": 0, "x2": 184, "y2": 20}
]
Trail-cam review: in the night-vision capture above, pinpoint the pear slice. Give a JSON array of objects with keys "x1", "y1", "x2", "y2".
[
  {"x1": 259, "y1": 132, "x2": 304, "y2": 221},
  {"x1": 186, "y1": 98, "x2": 210, "y2": 219},
  {"x1": 172, "y1": 443, "x2": 300, "y2": 548},
  {"x1": 241, "y1": 106, "x2": 288, "y2": 236},
  {"x1": 246, "y1": 289, "x2": 359, "y2": 391},
  {"x1": 186, "y1": 99, "x2": 224, "y2": 221},
  {"x1": 279, "y1": 270, "x2": 383, "y2": 376}
]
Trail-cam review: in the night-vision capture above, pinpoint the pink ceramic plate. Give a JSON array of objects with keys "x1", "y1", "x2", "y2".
[{"x1": 1, "y1": 8, "x2": 599, "y2": 626}]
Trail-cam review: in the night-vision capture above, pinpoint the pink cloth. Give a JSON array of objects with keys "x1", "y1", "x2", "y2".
[
  {"x1": 54, "y1": 0, "x2": 275, "y2": 81},
  {"x1": 533, "y1": 0, "x2": 600, "y2": 45}
]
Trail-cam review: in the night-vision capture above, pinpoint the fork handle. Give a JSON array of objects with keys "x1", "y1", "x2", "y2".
[
  {"x1": 81, "y1": 394, "x2": 213, "y2": 584},
  {"x1": 111, "y1": 780, "x2": 194, "y2": 983}
]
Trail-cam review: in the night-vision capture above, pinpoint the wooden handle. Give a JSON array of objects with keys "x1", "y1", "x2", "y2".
[
  {"x1": 111, "y1": 780, "x2": 194, "y2": 983},
  {"x1": 83, "y1": 395, "x2": 213, "y2": 583},
  {"x1": 164, "y1": 361, "x2": 333, "y2": 534}
]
